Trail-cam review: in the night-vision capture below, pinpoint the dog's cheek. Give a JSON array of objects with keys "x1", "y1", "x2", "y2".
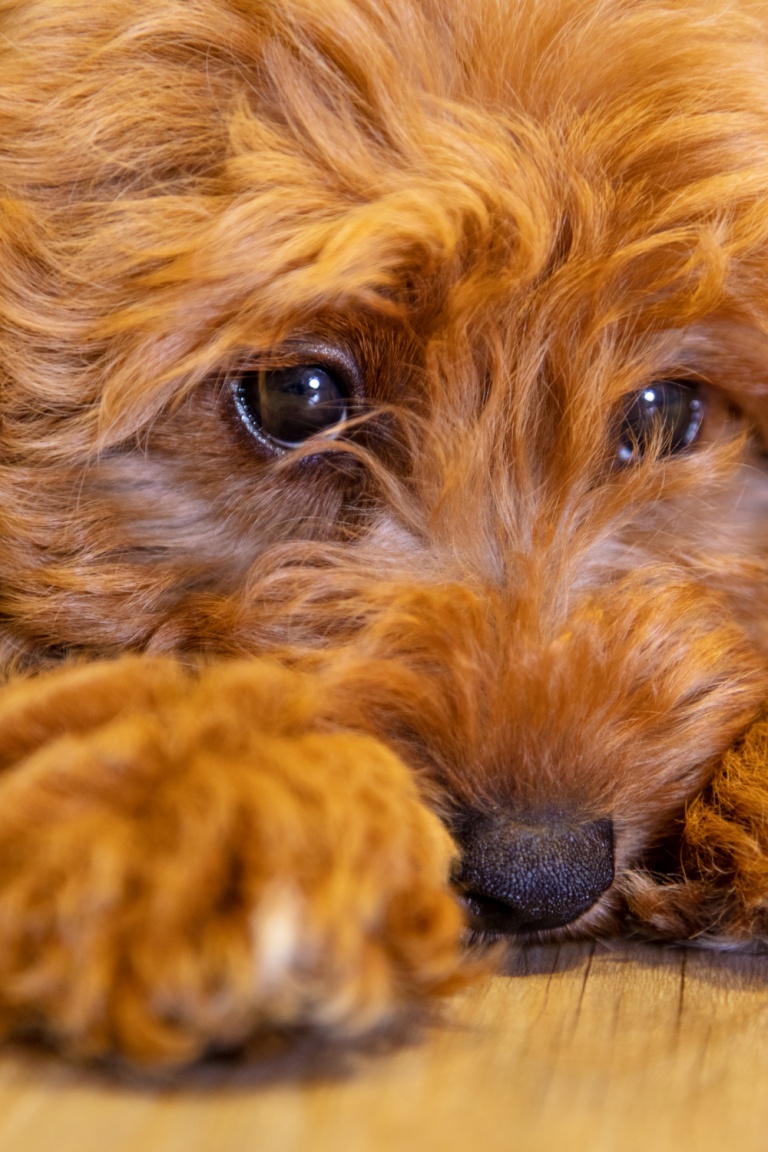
[{"x1": 0, "y1": 444, "x2": 365, "y2": 662}]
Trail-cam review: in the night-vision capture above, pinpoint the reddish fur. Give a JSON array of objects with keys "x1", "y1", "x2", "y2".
[{"x1": 2, "y1": 0, "x2": 768, "y2": 1063}]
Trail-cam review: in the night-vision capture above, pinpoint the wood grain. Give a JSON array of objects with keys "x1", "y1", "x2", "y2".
[{"x1": 1, "y1": 942, "x2": 767, "y2": 1151}]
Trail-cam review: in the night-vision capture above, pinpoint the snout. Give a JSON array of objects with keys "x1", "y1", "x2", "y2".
[{"x1": 453, "y1": 812, "x2": 614, "y2": 933}]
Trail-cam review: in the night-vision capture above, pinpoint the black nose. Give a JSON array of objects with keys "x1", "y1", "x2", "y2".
[{"x1": 453, "y1": 813, "x2": 614, "y2": 934}]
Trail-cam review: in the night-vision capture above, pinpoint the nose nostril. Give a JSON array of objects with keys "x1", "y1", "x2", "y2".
[{"x1": 453, "y1": 814, "x2": 614, "y2": 934}]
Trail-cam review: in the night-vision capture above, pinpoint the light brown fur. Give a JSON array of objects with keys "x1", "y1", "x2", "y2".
[{"x1": 2, "y1": 0, "x2": 768, "y2": 1064}]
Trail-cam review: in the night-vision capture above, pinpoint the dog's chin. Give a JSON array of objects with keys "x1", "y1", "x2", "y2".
[{"x1": 456, "y1": 883, "x2": 625, "y2": 945}]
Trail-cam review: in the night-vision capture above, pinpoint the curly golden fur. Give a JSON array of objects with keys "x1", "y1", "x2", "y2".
[{"x1": 2, "y1": 0, "x2": 768, "y2": 1064}]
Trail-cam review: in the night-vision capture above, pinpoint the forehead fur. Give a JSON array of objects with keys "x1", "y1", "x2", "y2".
[{"x1": 2, "y1": 0, "x2": 768, "y2": 451}]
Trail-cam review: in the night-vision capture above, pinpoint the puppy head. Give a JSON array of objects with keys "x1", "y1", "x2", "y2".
[{"x1": 3, "y1": 0, "x2": 768, "y2": 938}]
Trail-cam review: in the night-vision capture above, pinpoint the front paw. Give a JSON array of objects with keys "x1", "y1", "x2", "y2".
[
  {"x1": 0, "y1": 658, "x2": 465, "y2": 1064},
  {"x1": 680, "y1": 713, "x2": 768, "y2": 940},
  {"x1": 625, "y1": 713, "x2": 768, "y2": 943}
]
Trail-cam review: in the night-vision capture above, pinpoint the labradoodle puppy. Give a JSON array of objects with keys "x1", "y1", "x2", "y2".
[{"x1": 1, "y1": 0, "x2": 768, "y2": 1064}]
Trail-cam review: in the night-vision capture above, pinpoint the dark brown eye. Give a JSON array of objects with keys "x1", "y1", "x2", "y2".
[
  {"x1": 617, "y1": 380, "x2": 704, "y2": 463},
  {"x1": 233, "y1": 365, "x2": 348, "y2": 448}
]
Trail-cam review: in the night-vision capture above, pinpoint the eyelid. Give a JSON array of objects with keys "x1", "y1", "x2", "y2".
[{"x1": 231, "y1": 343, "x2": 363, "y2": 402}]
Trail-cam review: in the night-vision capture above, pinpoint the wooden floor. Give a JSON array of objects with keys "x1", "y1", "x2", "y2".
[{"x1": 0, "y1": 940, "x2": 767, "y2": 1151}]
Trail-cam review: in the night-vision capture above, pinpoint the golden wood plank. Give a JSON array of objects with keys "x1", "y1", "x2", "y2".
[{"x1": 0, "y1": 943, "x2": 767, "y2": 1152}]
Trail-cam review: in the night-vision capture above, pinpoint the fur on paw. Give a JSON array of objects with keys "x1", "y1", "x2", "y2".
[
  {"x1": 0, "y1": 657, "x2": 466, "y2": 1064},
  {"x1": 624, "y1": 714, "x2": 768, "y2": 944}
]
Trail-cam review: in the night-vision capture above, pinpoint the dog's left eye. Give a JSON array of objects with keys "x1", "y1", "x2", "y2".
[
  {"x1": 617, "y1": 380, "x2": 704, "y2": 463},
  {"x1": 232, "y1": 365, "x2": 348, "y2": 448}
]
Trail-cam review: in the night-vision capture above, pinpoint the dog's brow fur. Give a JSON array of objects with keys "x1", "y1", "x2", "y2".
[{"x1": 1, "y1": 0, "x2": 768, "y2": 1063}]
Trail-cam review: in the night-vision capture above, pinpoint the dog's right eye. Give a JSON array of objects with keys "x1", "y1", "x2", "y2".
[
  {"x1": 232, "y1": 365, "x2": 349, "y2": 449},
  {"x1": 617, "y1": 380, "x2": 704, "y2": 463}
]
